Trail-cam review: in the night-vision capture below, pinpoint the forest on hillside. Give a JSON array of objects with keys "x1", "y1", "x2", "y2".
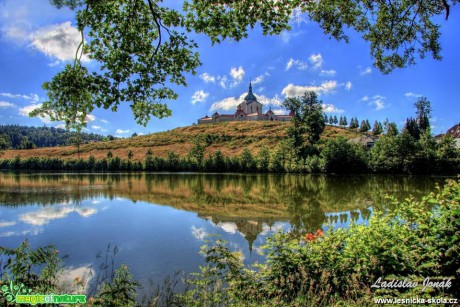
[{"x1": 0, "y1": 125, "x2": 107, "y2": 149}]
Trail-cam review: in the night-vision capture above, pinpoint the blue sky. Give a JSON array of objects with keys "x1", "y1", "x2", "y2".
[{"x1": 0, "y1": 0, "x2": 459, "y2": 137}]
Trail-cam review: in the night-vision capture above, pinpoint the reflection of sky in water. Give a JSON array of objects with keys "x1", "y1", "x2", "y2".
[{"x1": 0, "y1": 196, "x2": 288, "y2": 286}]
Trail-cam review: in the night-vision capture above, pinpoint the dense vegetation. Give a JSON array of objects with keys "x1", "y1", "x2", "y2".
[
  {"x1": 0, "y1": 125, "x2": 106, "y2": 149},
  {"x1": 0, "y1": 131, "x2": 458, "y2": 175},
  {"x1": 1, "y1": 177, "x2": 459, "y2": 306}
]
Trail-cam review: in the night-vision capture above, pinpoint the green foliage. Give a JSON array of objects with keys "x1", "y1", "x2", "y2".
[
  {"x1": 0, "y1": 240, "x2": 62, "y2": 293},
  {"x1": 180, "y1": 178, "x2": 460, "y2": 305},
  {"x1": 359, "y1": 119, "x2": 371, "y2": 133},
  {"x1": 384, "y1": 119, "x2": 399, "y2": 136},
  {"x1": 0, "y1": 134, "x2": 12, "y2": 150},
  {"x1": 349, "y1": 117, "x2": 359, "y2": 129},
  {"x1": 18, "y1": 137, "x2": 36, "y2": 150},
  {"x1": 41, "y1": 0, "x2": 200, "y2": 130},
  {"x1": 319, "y1": 137, "x2": 369, "y2": 173},
  {"x1": 415, "y1": 97, "x2": 432, "y2": 132},
  {"x1": 92, "y1": 265, "x2": 140, "y2": 306},
  {"x1": 257, "y1": 146, "x2": 270, "y2": 172},
  {"x1": 188, "y1": 137, "x2": 206, "y2": 168},
  {"x1": 0, "y1": 124, "x2": 105, "y2": 148},
  {"x1": 372, "y1": 120, "x2": 383, "y2": 135},
  {"x1": 404, "y1": 117, "x2": 421, "y2": 139},
  {"x1": 283, "y1": 91, "x2": 325, "y2": 148}
]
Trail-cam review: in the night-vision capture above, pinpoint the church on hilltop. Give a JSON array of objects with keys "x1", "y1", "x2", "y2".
[{"x1": 198, "y1": 82, "x2": 293, "y2": 124}]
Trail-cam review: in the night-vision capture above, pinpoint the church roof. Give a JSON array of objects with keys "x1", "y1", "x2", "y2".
[{"x1": 244, "y1": 82, "x2": 257, "y2": 104}]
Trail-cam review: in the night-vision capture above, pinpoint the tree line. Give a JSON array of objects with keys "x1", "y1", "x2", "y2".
[{"x1": 0, "y1": 125, "x2": 108, "y2": 149}]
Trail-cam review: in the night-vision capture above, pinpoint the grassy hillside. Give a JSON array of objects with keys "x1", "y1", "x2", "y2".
[{"x1": 1, "y1": 121, "x2": 360, "y2": 161}]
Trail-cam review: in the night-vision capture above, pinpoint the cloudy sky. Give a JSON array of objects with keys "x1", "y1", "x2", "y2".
[{"x1": 1, "y1": 0, "x2": 459, "y2": 136}]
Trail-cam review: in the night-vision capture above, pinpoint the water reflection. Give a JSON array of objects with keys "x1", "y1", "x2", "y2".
[
  {"x1": 0, "y1": 172, "x2": 445, "y2": 288},
  {"x1": 0, "y1": 172, "x2": 442, "y2": 241}
]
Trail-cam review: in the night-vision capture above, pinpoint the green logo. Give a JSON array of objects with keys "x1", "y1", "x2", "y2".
[
  {"x1": 1, "y1": 281, "x2": 32, "y2": 303},
  {"x1": 1, "y1": 282, "x2": 86, "y2": 305}
]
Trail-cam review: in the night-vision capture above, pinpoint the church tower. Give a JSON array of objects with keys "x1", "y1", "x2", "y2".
[{"x1": 238, "y1": 81, "x2": 263, "y2": 114}]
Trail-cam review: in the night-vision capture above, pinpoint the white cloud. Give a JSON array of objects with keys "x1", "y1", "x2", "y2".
[
  {"x1": 322, "y1": 103, "x2": 344, "y2": 113},
  {"x1": 191, "y1": 90, "x2": 209, "y2": 104},
  {"x1": 116, "y1": 129, "x2": 130, "y2": 135},
  {"x1": 282, "y1": 80, "x2": 338, "y2": 97},
  {"x1": 345, "y1": 81, "x2": 352, "y2": 91},
  {"x1": 100, "y1": 119, "x2": 109, "y2": 124},
  {"x1": 309, "y1": 53, "x2": 323, "y2": 69},
  {"x1": 19, "y1": 103, "x2": 52, "y2": 123},
  {"x1": 218, "y1": 222, "x2": 239, "y2": 234},
  {"x1": 364, "y1": 95, "x2": 386, "y2": 110},
  {"x1": 29, "y1": 22, "x2": 89, "y2": 62},
  {"x1": 252, "y1": 73, "x2": 267, "y2": 85},
  {"x1": 210, "y1": 93, "x2": 283, "y2": 112},
  {"x1": 0, "y1": 92, "x2": 39, "y2": 102},
  {"x1": 360, "y1": 66, "x2": 372, "y2": 75},
  {"x1": 258, "y1": 94, "x2": 283, "y2": 107},
  {"x1": 230, "y1": 66, "x2": 245, "y2": 81},
  {"x1": 280, "y1": 30, "x2": 302, "y2": 43},
  {"x1": 219, "y1": 75, "x2": 229, "y2": 89},
  {"x1": 191, "y1": 226, "x2": 208, "y2": 241},
  {"x1": 0, "y1": 101, "x2": 15, "y2": 108},
  {"x1": 92, "y1": 125, "x2": 101, "y2": 130},
  {"x1": 272, "y1": 108, "x2": 289, "y2": 115},
  {"x1": 320, "y1": 69, "x2": 336, "y2": 77},
  {"x1": 85, "y1": 114, "x2": 96, "y2": 122},
  {"x1": 210, "y1": 95, "x2": 243, "y2": 111},
  {"x1": 405, "y1": 92, "x2": 422, "y2": 98},
  {"x1": 200, "y1": 72, "x2": 216, "y2": 83},
  {"x1": 285, "y1": 58, "x2": 308, "y2": 71},
  {"x1": 20, "y1": 206, "x2": 97, "y2": 226},
  {"x1": 0, "y1": 221, "x2": 16, "y2": 228}
]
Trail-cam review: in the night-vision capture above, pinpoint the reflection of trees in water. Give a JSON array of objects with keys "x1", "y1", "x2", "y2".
[{"x1": 0, "y1": 173, "x2": 443, "y2": 238}]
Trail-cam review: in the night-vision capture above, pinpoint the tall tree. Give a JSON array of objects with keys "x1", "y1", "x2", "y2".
[
  {"x1": 67, "y1": 134, "x2": 83, "y2": 158},
  {"x1": 359, "y1": 120, "x2": 369, "y2": 133},
  {"x1": 372, "y1": 121, "x2": 383, "y2": 135},
  {"x1": 18, "y1": 137, "x2": 36, "y2": 150},
  {"x1": 283, "y1": 91, "x2": 326, "y2": 147},
  {"x1": 31, "y1": 0, "x2": 455, "y2": 129},
  {"x1": 350, "y1": 117, "x2": 359, "y2": 129},
  {"x1": 0, "y1": 134, "x2": 12, "y2": 150},
  {"x1": 414, "y1": 97, "x2": 432, "y2": 132},
  {"x1": 403, "y1": 117, "x2": 421, "y2": 139},
  {"x1": 384, "y1": 119, "x2": 399, "y2": 136}
]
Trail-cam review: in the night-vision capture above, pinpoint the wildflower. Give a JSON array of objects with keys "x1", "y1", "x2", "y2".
[
  {"x1": 315, "y1": 229, "x2": 324, "y2": 237},
  {"x1": 305, "y1": 229, "x2": 324, "y2": 241}
]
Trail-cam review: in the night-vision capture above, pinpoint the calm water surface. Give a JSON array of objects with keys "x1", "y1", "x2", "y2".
[{"x1": 0, "y1": 172, "x2": 446, "y2": 289}]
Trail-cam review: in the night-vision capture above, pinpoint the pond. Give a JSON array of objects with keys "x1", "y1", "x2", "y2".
[{"x1": 0, "y1": 172, "x2": 446, "y2": 292}]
